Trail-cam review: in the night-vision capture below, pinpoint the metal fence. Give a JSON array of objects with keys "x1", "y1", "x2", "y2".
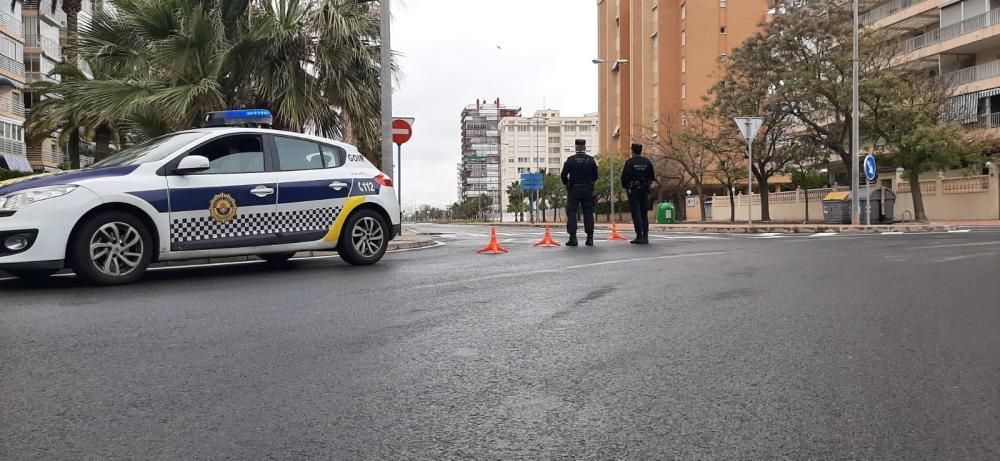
[
  {"x1": 944, "y1": 59, "x2": 1000, "y2": 86},
  {"x1": 0, "y1": 97, "x2": 25, "y2": 117},
  {"x1": 0, "y1": 54, "x2": 24, "y2": 76},
  {"x1": 902, "y1": 9, "x2": 1000, "y2": 54},
  {"x1": 25, "y1": 34, "x2": 62, "y2": 61},
  {"x1": 0, "y1": 10, "x2": 23, "y2": 36},
  {"x1": 861, "y1": 0, "x2": 928, "y2": 25}
]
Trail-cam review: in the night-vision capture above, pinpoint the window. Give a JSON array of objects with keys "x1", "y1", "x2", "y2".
[
  {"x1": 681, "y1": 84, "x2": 687, "y2": 99},
  {"x1": 275, "y1": 136, "x2": 324, "y2": 171},
  {"x1": 681, "y1": 30, "x2": 686, "y2": 46},
  {"x1": 190, "y1": 135, "x2": 265, "y2": 175},
  {"x1": 548, "y1": 136, "x2": 560, "y2": 143},
  {"x1": 681, "y1": 57, "x2": 686, "y2": 73},
  {"x1": 720, "y1": 26, "x2": 727, "y2": 34},
  {"x1": 274, "y1": 137, "x2": 346, "y2": 171},
  {"x1": 93, "y1": 132, "x2": 206, "y2": 168},
  {"x1": 721, "y1": 0, "x2": 726, "y2": 6},
  {"x1": 721, "y1": 54, "x2": 728, "y2": 63},
  {"x1": 549, "y1": 147, "x2": 560, "y2": 154},
  {"x1": 680, "y1": 3, "x2": 686, "y2": 20}
]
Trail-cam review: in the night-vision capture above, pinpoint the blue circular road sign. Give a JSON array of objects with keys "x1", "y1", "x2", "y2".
[{"x1": 864, "y1": 154, "x2": 877, "y2": 182}]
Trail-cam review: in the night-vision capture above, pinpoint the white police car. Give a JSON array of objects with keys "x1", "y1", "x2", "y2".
[{"x1": 0, "y1": 110, "x2": 400, "y2": 285}]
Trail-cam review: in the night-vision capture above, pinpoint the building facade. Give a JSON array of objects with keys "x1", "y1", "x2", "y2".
[
  {"x1": 862, "y1": 0, "x2": 1000, "y2": 131},
  {"x1": 0, "y1": 1, "x2": 100, "y2": 173},
  {"x1": 597, "y1": 0, "x2": 772, "y2": 156},
  {"x1": 0, "y1": 1, "x2": 27, "y2": 172},
  {"x1": 498, "y1": 110, "x2": 599, "y2": 212},
  {"x1": 457, "y1": 99, "x2": 521, "y2": 216}
]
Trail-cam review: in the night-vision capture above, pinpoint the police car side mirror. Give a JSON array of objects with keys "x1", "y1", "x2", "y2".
[{"x1": 175, "y1": 155, "x2": 211, "y2": 175}]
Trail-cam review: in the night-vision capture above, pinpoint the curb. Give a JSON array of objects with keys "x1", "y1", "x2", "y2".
[{"x1": 447, "y1": 222, "x2": 954, "y2": 234}]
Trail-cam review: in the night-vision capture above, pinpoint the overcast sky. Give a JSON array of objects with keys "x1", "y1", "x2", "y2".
[{"x1": 391, "y1": 0, "x2": 599, "y2": 210}]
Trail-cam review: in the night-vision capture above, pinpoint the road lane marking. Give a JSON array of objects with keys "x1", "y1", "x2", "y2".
[
  {"x1": 411, "y1": 251, "x2": 727, "y2": 290},
  {"x1": 948, "y1": 229, "x2": 972, "y2": 233},
  {"x1": 881, "y1": 232, "x2": 905, "y2": 235},
  {"x1": 564, "y1": 251, "x2": 725, "y2": 269},
  {"x1": 810, "y1": 233, "x2": 838, "y2": 237},
  {"x1": 934, "y1": 252, "x2": 997, "y2": 263},
  {"x1": 913, "y1": 241, "x2": 1000, "y2": 250}
]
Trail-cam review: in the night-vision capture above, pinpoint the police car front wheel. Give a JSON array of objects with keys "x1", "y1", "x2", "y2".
[
  {"x1": 338, "y1": 209, "x2": 388, "y2": 266},
  {"x1": 69, "y1": 211, "x2": 153, "y2": 286}
]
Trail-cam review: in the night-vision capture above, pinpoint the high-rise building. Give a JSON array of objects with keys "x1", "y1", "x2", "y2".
[
  {"x1": 597, "y1": 0, "x2": 772, "y2": 156},
  {"x1": 457, "y1": 99, "x2": 521, "y2": 216},
  {"x1": 498, "y1": 110, "x2": 599, "y2": 212},
  {"x1": 22, "y1": 0, "x2": 98, "y2": 172},
  {"x1": 863, "y1": 0, "x2": 1000, "y2": 132},
  {"x1": 0, "y1": 1, "x2": 27, "y2": 172}
]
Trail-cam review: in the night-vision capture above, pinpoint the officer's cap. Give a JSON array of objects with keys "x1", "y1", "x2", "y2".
[{"x1": 575, "y1": 139, "x2": 586, "y2": 147}]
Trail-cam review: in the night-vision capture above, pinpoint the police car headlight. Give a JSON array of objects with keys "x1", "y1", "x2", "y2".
[{"x1": 0, "y1": 185, "x2": 79, "y2": 210}]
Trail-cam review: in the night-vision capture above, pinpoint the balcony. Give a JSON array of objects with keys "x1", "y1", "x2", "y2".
[
  {"x1": 24, "y1": 0, "x2": 67, "y2": 25},
  {"x1": 25, "y1": 72, "x2": 59, "y2": 84},
  {"x1": 25, "y1": 34, "x2": 62, "y2": 61},
  {"x1": 0, "y1": 9, "x2": 24, "y2": 36},
  {"x1": 0, "y1": 55, "x2": 24, "y2": 76},
  {"x1": 944, "y1": 60, "x2": 1000, "y2": 87},
  {"x1": 25, "y1": 146, "x2": 64, "y2": 167},
  {"x1": 861, "y1": 0, "x2": 929, "y2": 26},
  {"x1": 902, "y1": 9, "x2": 1000, "y2": 54},
  {"x1": 0, "y1": 139, "x2": 26, "y2": 157},
  {"x1": 0, "y1": 97, "x2": 25, "y2": 117},
  {"x1": 965, "y1": 112, "x2": 1000, "y2": 130}
]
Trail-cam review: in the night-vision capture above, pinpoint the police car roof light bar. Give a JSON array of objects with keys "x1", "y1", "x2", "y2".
[{"x1": 203, "y1": 109, "x2": 273, "y2": 128}]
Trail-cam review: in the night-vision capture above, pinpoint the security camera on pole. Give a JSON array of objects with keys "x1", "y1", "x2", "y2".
[{"x1": 733, "y1": 117, "x2": 764, "y2": 227}]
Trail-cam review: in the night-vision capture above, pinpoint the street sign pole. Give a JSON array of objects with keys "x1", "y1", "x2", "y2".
[
  {"x1": 734, "y1": 117, "x2": 764, "y2": 228},
  {"x1": 397, "y1": 142, "x2": 402, "y2": 229},
  {"x1": 864, "y1": 154, "x2": 877, "y2": 228}
]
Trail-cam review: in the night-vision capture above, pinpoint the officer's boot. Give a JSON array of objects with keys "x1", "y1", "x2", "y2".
[
  {"x1": 639, "y1": 232, "x2": 650, "y2": 244},
  {"x1": 566, "y1": 235, "x2": 579, "y2": 247},
  {"x1": 585, "y1": 234, "x2": 594, "y2": 246},
  {"x1": 630, "y1": 233, "x2": 643, "y2": 245}
]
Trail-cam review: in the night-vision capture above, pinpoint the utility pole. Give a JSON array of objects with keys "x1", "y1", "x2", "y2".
[
  {"x1": 380, "y1": 0, "x2": 393, "y2": 176},
  {"x1": 851, "y1": 0, "x2": 861, "y2": 225}
]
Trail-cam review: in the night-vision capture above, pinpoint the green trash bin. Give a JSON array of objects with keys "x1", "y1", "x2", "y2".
[{"x1": 657, "y1": 202, "x2": 676, "y2": 224}]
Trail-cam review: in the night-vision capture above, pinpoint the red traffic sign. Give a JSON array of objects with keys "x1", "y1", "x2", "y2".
[{"x1": 392, "y1": 118, "x2": 413, "y2": 145}]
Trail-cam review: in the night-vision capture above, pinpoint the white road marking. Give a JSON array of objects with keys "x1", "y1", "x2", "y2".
[
  {"x1": 411, "y1": 251, "x2": 727, "y2": 290},
  {"x1": 881, "y1": 232, "x2": 905, "y2": 235},
  {"x1": 753, "y1": 233, "x2": 783, "y2": 239},
  {"x1": 914, "y1": 241, "x2": 1000, "y2": 250},
  {"x1": 564, "y1": 251, "x2": 725, "y2": 269},
  {"x1": 934, "y1": 252, "x2": 996, "y2": 263},
  {"x1": 809, "y1": 232, "x2": 838, "y2": 237},
  {"x1": 948, "y1": 229, "x2": 972, "y2": 233}
]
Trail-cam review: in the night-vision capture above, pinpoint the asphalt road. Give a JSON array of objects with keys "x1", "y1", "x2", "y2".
[{"x1": 3, "y1": 224, "x2": 1000, "y2": 459}]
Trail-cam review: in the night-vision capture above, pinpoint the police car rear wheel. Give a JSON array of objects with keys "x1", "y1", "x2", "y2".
[
  {"x1": 339, "y1": 210, "x2": 387, "y2": 266},
  {"x1": 70, "y1": 212, "x2": 153, "y2": 286}
]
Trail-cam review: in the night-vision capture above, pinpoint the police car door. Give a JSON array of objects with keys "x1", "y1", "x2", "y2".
[
  {"x1": 270, "y1": 135, "x2": 351, "y2": 245},
  {"x1": 165, "y1": 133, "x2": 280, "y2": 251}
]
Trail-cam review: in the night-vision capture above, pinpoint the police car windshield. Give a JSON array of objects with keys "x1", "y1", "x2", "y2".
[{"x1": 89, "y1": 132, "x2": 206, "y2": 168}]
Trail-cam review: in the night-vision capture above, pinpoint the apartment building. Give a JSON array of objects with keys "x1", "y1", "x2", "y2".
[
  {"x1": 863, "y1": 0, "x2": 1000, "y2": 131},
  {"x1": 597, "y1": 0, "x2": 772, "y2": 156},
  {"x1": 497, "y1": 110, "x2": 599, "y2": 211},
  {"x1": 0, "y1": 1, "x2": 27, "y2": 172},
  {"x1": 457, "y1": 99, "x2": 521, "y2": 215}
]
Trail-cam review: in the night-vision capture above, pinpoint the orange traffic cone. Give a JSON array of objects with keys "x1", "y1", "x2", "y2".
[
  {"x1": 608, "y1": 222, "x2": 629, "y2": 241},
  {"x1": 533, "y1": 224, "x2": 561, "y2": 247},
  {"x1": 477, "y1": 227, "x2": 509, "y2": 254}
]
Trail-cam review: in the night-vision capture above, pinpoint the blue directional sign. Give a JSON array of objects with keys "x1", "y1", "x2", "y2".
[
  {"x1": 520, "y1": 173, "x2": 544, "y2": 191},
  {"x1": 864, "y1": 154, "x2": 877, "y2": 182}
]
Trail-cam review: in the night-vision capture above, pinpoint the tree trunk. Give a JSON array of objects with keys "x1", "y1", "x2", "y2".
[
  {"x1": 95, "y1": 123, "x2": 112, "y2": 161},
  {"x1": 695, "y1": 181, "x2": 707, "y2": 222},
  {"x1": 759, "y1": 178, "x2": 771, "y2": 221},
  {"x1": 68, "y1": 128, "x2": 81, "y2": 169},
  {"x1": 728, "y1": 186, "x2": 736, "y2": 222},
  {"x1": 909, "y1": 174, "x2": 928, "y2": 222},
  {"x1": 804, "y1": 189, "x2": 810, "y2": 223}
]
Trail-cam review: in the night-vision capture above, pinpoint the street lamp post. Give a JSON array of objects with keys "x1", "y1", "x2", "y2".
[
  {"x1": 380, "y1": 0, "x2": 393, "y2": 179},
  {"x1": 591, "y1": 58, "x2": 629, "y2": 221},
  {"x1": 851, "y1": 0, "x2": 861, "y2": 225}
]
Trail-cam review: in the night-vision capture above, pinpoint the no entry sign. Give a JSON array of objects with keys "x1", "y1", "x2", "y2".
[{"x1": 392, "y1": 118, "x2": 413, "y2": 145}]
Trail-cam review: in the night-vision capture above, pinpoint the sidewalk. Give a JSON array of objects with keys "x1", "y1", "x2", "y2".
[{"x1": 450, "y1": 221, "x2": 960, "y2": 233}]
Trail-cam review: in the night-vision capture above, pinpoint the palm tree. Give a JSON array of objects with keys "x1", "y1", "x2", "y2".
[
  {"x1": 29, "y1": 0, "x2": 387, "y2": 160},
  {"x1": 61, "y1": 0, "x2": 84, "y2": 168}
]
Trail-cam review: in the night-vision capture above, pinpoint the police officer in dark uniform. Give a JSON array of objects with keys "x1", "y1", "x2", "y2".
[
  {"x1": 560, "y1": 139, "x2": 599, "y2": 247},
  {"x1": 621, "y1": 143, "x2": 656, "y2": 244}
]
